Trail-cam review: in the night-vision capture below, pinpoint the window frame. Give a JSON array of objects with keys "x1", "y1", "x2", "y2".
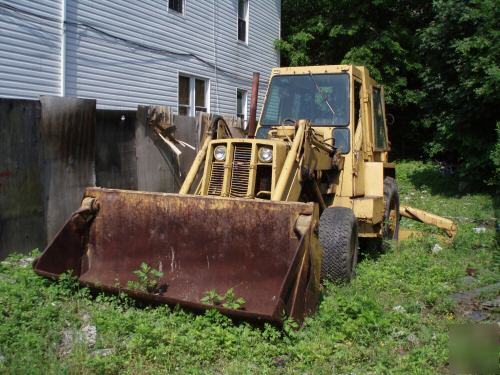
[
  {"x1": 178, "y1": 75, "x2": 191, "y2": 116},
  {"x1": 168, "y1": 0, "x2": 185, "y2": 15},
  {"x1": 237, "y1": 0, "x2": 249, "y2": 44},
  {"x1": 178, "y1": 74, "x2": 210, "y2": 117},
  {"x1": 260, "y1": 73, "x2": 351, "y2": 127},
  {"x1": 236, "y1": 88, "x2": 248, "y2": 127},
  {"x1": 371, "y1": 85, "x2": 389, "y2": 150},
  {"x1": 353, "y1": 79, "x2": 362, "y2": 131}
]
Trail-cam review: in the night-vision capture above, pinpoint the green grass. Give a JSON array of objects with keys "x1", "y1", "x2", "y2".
[{"x1": 0, "y1": 161, "x2": 498, "y2": 374}]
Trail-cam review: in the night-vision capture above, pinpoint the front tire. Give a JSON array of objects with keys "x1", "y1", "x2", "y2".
[{"x1": 319, "y1": 207, "x2": 359, "y2": 283}]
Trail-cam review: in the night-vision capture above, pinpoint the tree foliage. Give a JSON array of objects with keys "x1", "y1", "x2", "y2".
[
  {"x1": 278, "y1": 0, "x2": 499, "y2": 188},
  {"x1": 419, "y1": 0, "x2": 499, "y2": 186}
]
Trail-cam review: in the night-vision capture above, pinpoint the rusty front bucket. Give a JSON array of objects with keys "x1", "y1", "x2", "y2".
[{"x1": 34, "y1": 188, "x2": 320, "y2": 324}]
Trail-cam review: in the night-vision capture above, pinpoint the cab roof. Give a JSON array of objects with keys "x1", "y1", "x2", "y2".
[{"x1": 270, "y1": 65, "x2": 374, "y2": 84}]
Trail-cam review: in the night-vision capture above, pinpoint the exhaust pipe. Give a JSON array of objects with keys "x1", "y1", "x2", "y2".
[{"x1": 247, "y1": 72, "x2": 260, "y2": 138}]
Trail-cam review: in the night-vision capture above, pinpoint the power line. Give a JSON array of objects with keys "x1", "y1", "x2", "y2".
[{"x1": 0, "y1": 2, "x2": 258, "y2": 83}]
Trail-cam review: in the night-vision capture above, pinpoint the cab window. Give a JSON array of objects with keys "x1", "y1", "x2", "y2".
[
  {"x1": 261, "y1": 74, "x2": 350, "y2": 126},
  {"x1": 372, "y1": 87, "x2": 387, "y2": 149}
]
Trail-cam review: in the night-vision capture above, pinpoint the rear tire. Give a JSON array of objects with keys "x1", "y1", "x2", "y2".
[
  {"x1": 383, "y1": 177, "x2": 400, "y2": 240},
  {"x1": 319, "y1": 207, "x2": 359, "y2": 283}
]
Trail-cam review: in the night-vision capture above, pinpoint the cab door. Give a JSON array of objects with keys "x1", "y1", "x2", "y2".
[{"x1": 352, "y1": 78, "x2": 365, "y2": 196}]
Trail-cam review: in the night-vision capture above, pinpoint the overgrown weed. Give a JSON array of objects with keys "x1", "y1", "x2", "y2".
[{"x1": 0, "y1": 161, "x2": 497, "y2": 374}]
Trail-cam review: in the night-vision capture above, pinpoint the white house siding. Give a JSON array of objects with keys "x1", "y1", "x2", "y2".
[
  {"x1": 0, "y1": 0, "x2": 62, "y2": 99},
  {"x1": 0, "y1": 1, "x2": 280, "y2": 117},
  {"x1": 65, "y1": 0, "x2": 280, "y2": 115}
]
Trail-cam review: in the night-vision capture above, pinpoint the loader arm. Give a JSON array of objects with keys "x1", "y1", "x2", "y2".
[
  {"x1": 271, "y1": 121, "x2": 307, "y2": 202},
  {"x1": 179, "y1": 133, "x2": 212, "y2": 195},
  {"x1": 179, "y1": 115, "x2": 231, "y2": 195},
  {"x1": 270, "y1": 120, "x2": 333, "y2": 207}
]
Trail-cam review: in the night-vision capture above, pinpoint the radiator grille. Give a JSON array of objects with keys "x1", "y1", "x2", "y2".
[
  {"x1": 230, "y1": 144, "x2": 252, "y2": 197},
  {"x1": 207, "y1": 162, "x2": 224, "y2": 196}
]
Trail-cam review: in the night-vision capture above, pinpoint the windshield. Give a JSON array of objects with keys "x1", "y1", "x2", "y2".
[{"x1": 260, "y1": 73, "x2": 350, "y2": 126}]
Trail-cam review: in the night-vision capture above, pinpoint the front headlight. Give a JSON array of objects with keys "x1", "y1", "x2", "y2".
[
  {"x1": 258, "y1": 147, "x2": 273, "y2": 163},
  {"x1": 213, "y1": 145, "x2": 227, "y2": 161}
]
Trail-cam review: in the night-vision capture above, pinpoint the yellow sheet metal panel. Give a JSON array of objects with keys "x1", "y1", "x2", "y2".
[
  {"x1": 353, "y1": 199, "x2": 372, "y2": 219},
  {"x1": 364, "y1": 162, "x2": 384, "y2": 197},
  {"x1": 357, "y1": 222, "x2": 380, "y2": 238},
  {"x1": 332, "y1": 196, "x2": 352, "y2": 208},
  {"x1": 354, "y1": 159, "x2": 366, "y2": 196},
  {"x1": 352, "y1": 196, "x2": 384, "y2": 223},
  {"x1": 372, "y1": 197, "x2": 384, "y2": 223}
]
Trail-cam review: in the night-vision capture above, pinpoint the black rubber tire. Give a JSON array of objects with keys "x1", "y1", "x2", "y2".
[
  {"x1": 383, "y1": 177, "x2": 400, "y2": 240},
  {"x1": 319, "y1": 207, "x2": 359, "y2": 283}
]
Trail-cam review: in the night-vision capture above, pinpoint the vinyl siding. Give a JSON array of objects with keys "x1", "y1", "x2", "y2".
[
  {"x1": 65, "y1": 0, "x2": 280, "y2": 115},
  {"x1": 0, "y1": 0, "x2": 62, "y2": 98},
  {"x1": 0, "y1": 0, "x2": 280, "y2": 117}
]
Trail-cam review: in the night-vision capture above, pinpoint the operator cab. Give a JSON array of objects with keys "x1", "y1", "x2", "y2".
[{"x1": 256, "y1": 70, "x2": 351, "y2": 154}]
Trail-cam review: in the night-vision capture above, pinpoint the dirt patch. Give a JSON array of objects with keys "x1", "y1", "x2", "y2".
[{"x1": 450, "y1": 282, "x2": 500, "y2": 322}]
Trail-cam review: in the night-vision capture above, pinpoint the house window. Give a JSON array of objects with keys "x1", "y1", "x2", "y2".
[
  {"x1": 237, "y1": 89, "x2": 247, "y2": 126},
  {"x1": 195, "y1": 79, "x2": 207, "y2": 112},
  {"x1": 178, "y1": 75, "x2": 209, "y2": 116},
  {"x1": 169, "y1": 0, "x2": 183, "y2": 13},
  {"x1": 178, "y1": 76, "x2": 190, "y2": 115},
  {"x1": 238, "y1": 0, "x2": 249, "y2": 42}
]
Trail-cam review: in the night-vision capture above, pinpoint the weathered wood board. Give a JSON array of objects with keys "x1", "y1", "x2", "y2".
[
  {"x1": 0, "y1": 99, "x2": 45, "y2": 258},
  {"x1": 95, "y1": 110, "x2": 138, "y2": 190},
  {"x1": 39, "y1": 96, "x2": 96, "y2": 241}
]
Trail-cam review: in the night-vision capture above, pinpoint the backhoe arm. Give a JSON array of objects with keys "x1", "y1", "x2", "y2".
[{"x1": 400, "y1": 205, "x2": 458, "y2": 238}]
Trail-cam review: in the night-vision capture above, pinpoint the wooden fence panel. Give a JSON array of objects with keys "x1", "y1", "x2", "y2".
[
  {"x1": 0, "y1": 99, "x2": 44, "y2": 258},
  {"x1": 95, "y1": 110, "x2": 138, "y2": 190},
  {"x1": 39, "y1": 96, "x2": 96, "y2": 241}
]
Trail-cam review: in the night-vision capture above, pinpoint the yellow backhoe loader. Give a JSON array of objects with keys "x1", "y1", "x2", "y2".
[{"x1": 34, "y1": 65, "x2": 456, "y2": 324}]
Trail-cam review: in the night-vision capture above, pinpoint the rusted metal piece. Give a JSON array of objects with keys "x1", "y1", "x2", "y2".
[
  {"x1": 400, "y1": 205, "x2": 458, "y2": 238},
  {"x1": 247, "y1": 72, "x2": 260, "y2": 138},
  {"x1": 33, "y1": 188, "x2": 319, "y2": 324}
]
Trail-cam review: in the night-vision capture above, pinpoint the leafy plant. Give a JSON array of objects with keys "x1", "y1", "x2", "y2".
[
  {"x1": 221, "y1": 288, "x2": 246, "y2": 309},
  {"x1": 200, "y1": 289, "x2": 223, "y2": 306},
  {"x1": 201, "y1": 288, "x2": 245, "y2": 310},
  {"x1": 127, "y1": 262, "x2": 163, "y2": 293}
]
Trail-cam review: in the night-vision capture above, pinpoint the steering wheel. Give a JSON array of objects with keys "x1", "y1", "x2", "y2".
[{"x1": 281, "y1": 118, "x2": 297, "y2": 126}]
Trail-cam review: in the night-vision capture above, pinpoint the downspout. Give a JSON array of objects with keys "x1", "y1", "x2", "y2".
[
  {"x1": 60, "y1": 0, "x2": 67, "y2": 97},
  {"x1": 212, "y1": 0, "x2": 220, "y2": 113}
]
